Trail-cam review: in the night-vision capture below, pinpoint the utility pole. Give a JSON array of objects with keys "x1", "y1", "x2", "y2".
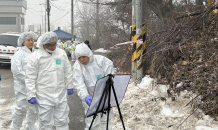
[
  {"x1": 71, "y1": 0, "x2": 74, "y2": 41},
  {"x1": 47, "y1": 0, "x2": 50, "y2": 31},
  {"x1": 136, "y1": 0, "x2": 143, "y2": 80},
  {"x1": 40, "y1": 25, "x2": 42, "y2": 35},
  {"x1": 40, "y1": 4, "x2": 44, "y2": 33},
  {"x1": 96, "y1": 0, "x2": 100, "y2": 47},
  {"x1": 45, "y1": 0, "x2": 47, "y2": 32},
  {"x1": 142, "y1": 0, "x2": 147, "y2": 76},
  {"x1": 131, "y1": 0, "x2": 137, "y2": 81}
]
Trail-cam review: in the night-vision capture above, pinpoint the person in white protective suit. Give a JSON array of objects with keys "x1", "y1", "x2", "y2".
[
  {"x1": 71, "y1": 41, "x2": 79, "y2": 62},
  {"x1": 11, "y1": 32, "x2": 38, "y2": 130},
  {"x1": 72, "y1": 43, "x2": 114, "y2": 130},
  {"x1": 25, "y1": 31, "x2": 74, "y2": 130},
  {"x1": 57, "y1": 39, "x2": 63, "y2": 49}
]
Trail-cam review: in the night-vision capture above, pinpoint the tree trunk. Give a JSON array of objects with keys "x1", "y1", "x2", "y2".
[{"x1": 96, "y1": 0, "x2": 100, "y2": 48}]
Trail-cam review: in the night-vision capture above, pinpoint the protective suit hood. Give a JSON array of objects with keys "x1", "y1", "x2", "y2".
[
  {"x1": 17, "y1": 32, "x2": 33, "y2": 47},
  {"x1": 37, "y1": 31, "x2": 58, "y2": 48},
  {"x1": 75, "y1": 43, "x2": 93, "y2": 63}
]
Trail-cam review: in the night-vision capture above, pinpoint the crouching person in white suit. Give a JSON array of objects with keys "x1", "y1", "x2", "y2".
[
  {"x1": 72, "y1": 43, "x2": 114, "y2": 130},
  {"x1": 25, "y1": 32, "x2": 74, "y2": 130}
]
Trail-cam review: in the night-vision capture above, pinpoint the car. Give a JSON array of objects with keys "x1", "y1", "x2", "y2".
[
  {"x1": 0, "y1": 32, "x2": 38, "y2": 65},
  {"x1": 0, "y1": 33, "x2": 20, "y2": 64}
]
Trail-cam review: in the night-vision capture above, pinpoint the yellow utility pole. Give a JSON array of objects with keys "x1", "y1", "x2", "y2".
[
  {"x1": 132, "y1": 0, "x2": 137, "y2": 81},
  {"x1": 136, "y1": 0, "x2": 143, "y2": 80},
  {"x1": 132, "y1": 0, "x2": 146, "y2": 81},
  {"x1": 142, "y1": 23, "x2": 146, "y2": 64}
]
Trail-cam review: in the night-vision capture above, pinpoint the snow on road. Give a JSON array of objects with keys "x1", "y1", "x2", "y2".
[
  {"x1": 112, "y1": 76, "x2": 218, "y2": 130},
  {"x1": 0, "y1": 98, "x2": 15, "y2": 129}
]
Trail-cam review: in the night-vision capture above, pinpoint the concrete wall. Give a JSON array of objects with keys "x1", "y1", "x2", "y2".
[
  {"x1": 0, "y1": 13, "x2": 25, "y2": 33},
  {"x1": 0, "y1": 6, "x2": 26, "y2": 14},
  {"x1": 0, "y1": 0, "x2": 26, "y2": 33}
]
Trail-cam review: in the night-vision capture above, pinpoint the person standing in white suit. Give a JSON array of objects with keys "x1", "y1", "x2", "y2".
[
  {"x1": 72, "y1": 43, "x2": 114, "y2": 130},
  {"x1": 25, "y1": 31, "x2": 74, "y2": 130},
  {"x1": 57, "y1": 39, "x2": 63, "y2": 49},
  {"x1": 10, "y1": 32, "x2": 38, "y2": 130}
]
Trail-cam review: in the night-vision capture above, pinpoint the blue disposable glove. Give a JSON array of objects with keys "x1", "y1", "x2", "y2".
[
  {"x1": 28, "y1": 97, "x2": 37, "y2": 104},
  {"x1": 85, "y1": 95, "x2": 92, "y2": 106},
  {"x1": 68, "y1": 89, "x2": 74, "y2": 95}
]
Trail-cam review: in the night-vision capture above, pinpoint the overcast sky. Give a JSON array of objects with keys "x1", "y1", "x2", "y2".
[{"x1": 26, "y1": 0, "x2": 73, "y2": 30}]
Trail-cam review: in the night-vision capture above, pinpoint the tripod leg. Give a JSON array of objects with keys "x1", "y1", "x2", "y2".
[
  {"x1": 106, "y1": 84, "x2": 111, "y2": 130},
  {"x1": 101, "y1": 84, "x2": 110, "y2": 118},
  {"x1": 89, "y1": 85, "x2": 108, "y2": 130},
  {"x1": 111, "y1": 84, "x2": 126, "y2": 130}
]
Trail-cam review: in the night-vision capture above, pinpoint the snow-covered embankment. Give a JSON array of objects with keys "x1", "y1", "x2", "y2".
[{"x1": 112, "y1": 76, "x2": 218, "y2": 130}]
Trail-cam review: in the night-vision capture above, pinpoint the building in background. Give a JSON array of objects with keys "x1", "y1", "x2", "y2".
[
  {"x1": 0, "y1": 0, "x2": 27, "y2": 33},
  {"x1": 54, "y1": 27, "x2": 72, "y2": 41}
]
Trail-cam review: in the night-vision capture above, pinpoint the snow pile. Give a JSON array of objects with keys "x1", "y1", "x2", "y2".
[
  {"x1": 94, "y1": 48, "x2": 111, "y2": 53},
  {"x1": 112, "y1": 75, "x2": 218, "y2": 130}
]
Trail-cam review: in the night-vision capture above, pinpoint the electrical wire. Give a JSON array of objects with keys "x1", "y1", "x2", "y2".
[
  {"x1": 26, "y1": 9, "x2": 41, "y2": 16},
  {"x1": 50, "y1": 2, "x2": 66, "y2": 11},
  {"x1": 49, "y1": 0, "x2": 71, "y2": 24},
  {"x1": 27, "y1": 0, "x2": 72, "y2": 27},
  {"x1": 28, "y1": 4, "x2": 41, "y2": 10},
  {"x1": 51, "y1": 10, "x2": 71, "y2": 24},
  {"x1": 28, "y1": 8, "x2": 42, "y2": 16},
  {"x1": 49, "y1": 0, "x2": 70, "y2": 20}
]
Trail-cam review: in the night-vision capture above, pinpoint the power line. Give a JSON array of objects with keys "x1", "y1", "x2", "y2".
[
  {"x1": 27, "y1": 0, "x2": 71, "y2": 27},
  {"x1": 28, "y1": 4, "x2": 41, "y2": 10},
  {"x1": 51, "y1": 10, "x2": 71, "y2": 24},
  {"x1": 50, "y1": 2, "x2": 66, "y2": 11},
  {"x1": 28, "y1": 8, "x2": 42, "y2": 16},
  {"x1": 26, "y1": 9, "x2": 41, "y2": 16},
  {"x1": 49, "y1": 0, "x2": 71, "y2": 24},
  {"x1": 50, "y1": 0, "x2": 70, "y2": 19}
]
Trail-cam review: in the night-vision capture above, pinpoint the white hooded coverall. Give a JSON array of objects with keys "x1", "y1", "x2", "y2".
[
  {"x1": 71, "y1": 42, "x2": 79, "y2": 62},
  {"x1": 73, "y1": 43, "x2": 114, "y2": 130},
  {"x1": 57, "y1": 40, "x2": 63, "y2": 49},
  {"x1": 25, "y1": 32, "x2": 73, "y2": 130},
  {"x1": 11, "y1": 45, "x2": 37, "y2": 130}
]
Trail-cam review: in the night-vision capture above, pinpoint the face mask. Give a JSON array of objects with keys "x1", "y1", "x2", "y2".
[{"x1": 46, "y1": 48, "x2": 55, "y2": 53}]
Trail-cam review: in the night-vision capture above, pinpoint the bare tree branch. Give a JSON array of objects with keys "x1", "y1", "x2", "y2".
[
  {"x1": 175, "y1": 6, "x2": 218, "y2": 20},
  {"x1": 79, "y1": 0, "x2": 132, "y2": 5}
]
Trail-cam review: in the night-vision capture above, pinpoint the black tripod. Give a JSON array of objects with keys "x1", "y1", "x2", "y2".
[{"x1": 89, "y1": 74, "x2": 126, "y2": 130}]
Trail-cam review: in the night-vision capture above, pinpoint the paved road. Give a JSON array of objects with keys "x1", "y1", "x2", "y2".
[{"x1": 0, "y1": 63, "x2": 85, "y2": 130}]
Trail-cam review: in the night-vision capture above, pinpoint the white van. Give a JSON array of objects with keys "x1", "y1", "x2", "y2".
[{"x1": 0, "y1": 33, "x2": 20, "y2": 64}]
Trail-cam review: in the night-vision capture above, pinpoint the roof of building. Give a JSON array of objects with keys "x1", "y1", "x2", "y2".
[
  {"x1": 54, "y1": 27, "x2": 71, "y2": 39},
  {"x1": 0, "y1": 0, "x2": 27, "y2": 9}
]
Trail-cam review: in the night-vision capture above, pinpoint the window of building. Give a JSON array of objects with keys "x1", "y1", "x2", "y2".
[
  {"x1": 0, "y1": 17, "x2": 16, "y2": 24},
  {"x1": 21, "y1": 17, "x2": 25, "y2": 25}
]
